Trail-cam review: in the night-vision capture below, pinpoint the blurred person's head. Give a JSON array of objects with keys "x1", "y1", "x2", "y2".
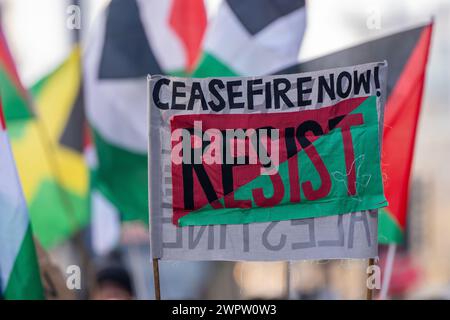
[{"x1": 91, "y1": 264, "x2": 134, "y2": 300}]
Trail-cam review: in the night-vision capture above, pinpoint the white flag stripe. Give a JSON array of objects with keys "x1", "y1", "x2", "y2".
[
  {"x1": 91, "y1": 191, "x2": 121, "y2": 255},
  {"x1": 0, "y1": 131, "x2": 29, "y2": 293},
  {"x1": 138, "y1": 0, "x2": 186, "y2": 72},
  {"x1": 85, "y1": 1, "x2": 193, "y2": 153},
  {"x1": 85, "y1": 11, "x2": 149, "y2": 153},
  {"x1": 204, "y1": 1, "x2": 306, "y2": 75}
]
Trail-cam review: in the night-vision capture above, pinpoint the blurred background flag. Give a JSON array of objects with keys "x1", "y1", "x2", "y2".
[
  {"x1": 379, "y1": 24, "x2": 432, "y2": 244},
  {"x1": 277, "y1": 22, "x2": 433, "y2": 244},
  {"x1": 85, "y1": 0, "x2": 207, "y2": 223},
  {"x1": 0, "y1": 100, "x2": 44, "y2": 300},
  {"x1": 0, "y1": 24, "x2": 32, "y2": 120},
  {"x1": 10, "y1": 47, "x2": 89, "y2": 249},
  {"x1": 193, "y1": 0, "x2": 306, "y2": 77}
]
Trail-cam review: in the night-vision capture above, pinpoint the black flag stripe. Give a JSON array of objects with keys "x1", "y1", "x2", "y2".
[
  {"x1": 98, "y1": 0, "x2": 162, "y2": 79},
  {"x1": 276, "y1": 25, "x2": 425, "y2": 98},
  {"x1": 226, "y1": 0, "x2": 305, "y2": 36},
  {"x1": 59, "y1": 84, "x2": 85, "y2": 153}
]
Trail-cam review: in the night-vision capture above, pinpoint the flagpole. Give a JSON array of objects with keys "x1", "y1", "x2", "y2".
[
  {"x1": 285, "y1": 261, "x2": 291, "y2": 299},
  {"x1": 152, "y1": 258, "x2": 161, "y2": 300},
  {"x1": 366, "y1": 258, "x2": 376, "y2": 300},
  {"x1": 34, "y1": 119, "x2": 92, "y2": 295},
  {"x1": 379, "y1": 244, "x2": 396, "y2": 300}
]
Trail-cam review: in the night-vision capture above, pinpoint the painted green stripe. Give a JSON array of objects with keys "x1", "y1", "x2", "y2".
[
  {"x1": 92, "y1": 129, "x2": 148, "y2": 224},
  {"x1": 378, "y1": 208, "x2": 404, "y2": 244},
  {"x1": 179, "y1": 96, "x2": 387, "y2": 226},
  {"x1": 28, "y1": 179, "x2": 89, "y2": 249},
  {"x1": 3, "y1": 225, "x2": 44, "y2": 300},
  {"x1": 0, "y1": 69, "x2": 32, "y2": 121},
  {"x1": 191, "y1": 52, "x2": 239, "y2": 78}
]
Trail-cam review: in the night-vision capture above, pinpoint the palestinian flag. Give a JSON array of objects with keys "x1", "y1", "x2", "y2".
[
  {"x1": 10, "y1": 47, "x2": 89, "y2": 248},
  {"x1": 277, "y1": 23, "x2": 433, "y2": 243},
  {"x1": 0, "y1": 24, "x2": 33, "y2": 120},
  {"x1": 193, "y1": 0, "x2": 306, "y2": 77},
  {"x1": 85, "y1": 0, "x2": 207, "y2": 223},
  {"x1": 0, "y1": 100, "x2": 44, "y2": 299}
]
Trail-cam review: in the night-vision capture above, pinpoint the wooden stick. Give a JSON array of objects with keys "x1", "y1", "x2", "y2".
[
  {"x1": 152, "y1": 258, "x2": 161, "y2": 300},
  {"x1": 379, "y1": 244, "x2": 396, "y2": 300},
  {"x1": 285, "y1": 261, "x2": 291, "y2": 299},
  {"x1": 366, "y1": 258, "x2": 376, "y2": 300}
]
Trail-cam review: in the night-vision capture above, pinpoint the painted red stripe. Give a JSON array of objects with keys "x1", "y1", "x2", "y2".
[
  {"x1": 169, "y1": 0, "x2": 207, "y2": 72},
  {"x1": 381, "y1": 24, "x2": 433, "y2": 230}
]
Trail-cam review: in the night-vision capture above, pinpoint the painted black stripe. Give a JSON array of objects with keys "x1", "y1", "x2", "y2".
[
  {"x1": 276, "y1": 25, "x2": 425, "y2": 98},
  {"x1": 59, "y1": 84, "x2": 85, "y2": 153},
  {"x1": 226, "y1": 0, "x2": 305, "y2": 35},
  {"x1": 98, "y1": 0, "x2": 162, "y2": 79}
]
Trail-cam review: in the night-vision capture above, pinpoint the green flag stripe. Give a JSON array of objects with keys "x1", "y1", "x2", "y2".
[
  {"x1": 28, "y1": 179, "x2": 89, "y2": 248},
  {"x1": 192, "y1": 52, "x2": 239, "y2": 78},
  {"x1": 378, "y1": 208, "x2": 404, "y2": 244},
  {"x1": 0, "y1": 70, "x2": 32, "y2": 120},
  {"x1": 3, "y1": 224, "x2": 44, "y2": 300},
  {"x1": 92, "y1": 128, "x2": 148, "y2": 223}
]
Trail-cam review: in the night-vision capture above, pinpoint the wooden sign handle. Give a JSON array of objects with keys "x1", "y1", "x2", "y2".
[
  {"x1": 152, "y1": 258, "x2": 161, "y2": 300},
  {"x1": 366, "y1": 258, "x2": 376, "y2": 300}
]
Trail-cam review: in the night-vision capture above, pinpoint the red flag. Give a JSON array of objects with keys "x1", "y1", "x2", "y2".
[
  {"x1": 277, "y1": 23, "x2": 434, "y2": 243},
  {"x1": 381, "y1": 24, "x2": 433, "y2": 241}
]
